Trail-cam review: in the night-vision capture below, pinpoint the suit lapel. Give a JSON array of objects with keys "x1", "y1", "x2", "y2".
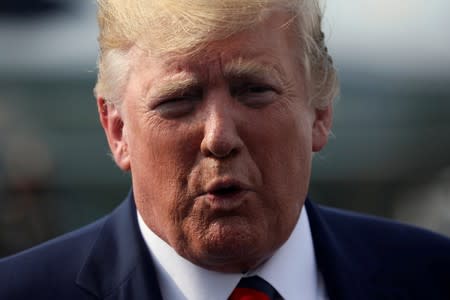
[
  {"x1": 76, "y1": 192, "x2": 163, "y2": 300},
  {"x1": 306, "y1": 200, "x2": 419, "y2": 299},
  {"x1": 305, "y1": 199, "x2": 371, "y2": 300}
]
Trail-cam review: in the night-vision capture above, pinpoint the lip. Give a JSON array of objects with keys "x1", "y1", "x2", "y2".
[
  {"x1": 198, "y1": 178, "x2": 252, "y2": 210},
  {"x1": 205, "y1": 177, "x2": 250, "y2": 194}
]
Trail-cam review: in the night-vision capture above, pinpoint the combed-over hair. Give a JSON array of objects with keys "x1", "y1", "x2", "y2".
[{"x1": 94, "y1": 0, "x2": 338, "y2": 109}]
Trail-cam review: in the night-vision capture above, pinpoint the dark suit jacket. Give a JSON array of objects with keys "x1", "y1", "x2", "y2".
[{"x1": 1, "y1": 192, "x2": 449, "y2": 300}]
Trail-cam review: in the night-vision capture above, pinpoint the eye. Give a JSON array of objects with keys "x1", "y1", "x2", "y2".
[
  {"x1": 152, "y1": 94, "x2": 201, "y2": 119},
  {"x1": 233, "y1": 84, "x2": 279, "y2": 108},
  {"x1": 246, "y1": 85, "x2": 274, "y2": 94}
]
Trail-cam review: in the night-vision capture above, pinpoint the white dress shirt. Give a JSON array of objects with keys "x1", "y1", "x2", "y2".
[{"x1": 137, "y1": 206, "x2": 328, "y2": 300}]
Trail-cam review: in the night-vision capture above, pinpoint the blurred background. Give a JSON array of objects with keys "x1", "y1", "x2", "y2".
[{"x1": 1, "y1": 0, "x2": 449, "y2": 258}]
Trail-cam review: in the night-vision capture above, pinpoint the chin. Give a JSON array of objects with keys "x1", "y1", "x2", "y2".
[{"x1": 180, "y1": 217, "x2": 273, "y2": 272}]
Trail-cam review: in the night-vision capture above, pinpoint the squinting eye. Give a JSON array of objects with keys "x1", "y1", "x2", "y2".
[
  {"x1": 235, "y1": 85, "x2": 279, "y2": 108},
  {"x1": 152, "y1": 96, "x2": 200, "y2": 119},
  {"x1": 246, "y1": 86, "x2": 273, "y2": 94}
]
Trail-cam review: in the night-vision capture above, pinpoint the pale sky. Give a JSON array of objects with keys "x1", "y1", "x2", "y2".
[
  {"x1": 324, "y1": 0, "x2": 450, "y2": 76},
  {"x1": 1, "y1": 1, "x2": 449, "y2": 77}
]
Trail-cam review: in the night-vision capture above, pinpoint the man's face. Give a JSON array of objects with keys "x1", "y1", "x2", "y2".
[{"x1": 99, "y1": 12, "x2": 332, "y2": 272}]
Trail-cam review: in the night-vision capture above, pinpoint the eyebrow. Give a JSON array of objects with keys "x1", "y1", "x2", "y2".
[
  {"x1": 223, "y1": 58, "x2": 285, "y2": 85},
  {"x1": 144, "y1": 58, "x2": 286, "y2": 100},
  {"x1": 146, "y1": 74, "x2": 200, "y2": 100}
]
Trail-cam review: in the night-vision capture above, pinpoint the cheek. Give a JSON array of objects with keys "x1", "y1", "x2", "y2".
[
  {"x1": 249, "y1": 105, "x2": 313, "y2": 205},
  {"x1": 129, "y1": 115, "x2": 200, "y2": 174},
  {"x1": 253, "y1": 104, "x2": 312, "y2": 169},
  {"x1": 128, "y1": 120, "x2": 205, "y2": 244}
]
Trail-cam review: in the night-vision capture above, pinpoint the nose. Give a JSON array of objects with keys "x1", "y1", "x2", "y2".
[{"x1": 200, "y1": 99, "x2": 244, "y2": 158}]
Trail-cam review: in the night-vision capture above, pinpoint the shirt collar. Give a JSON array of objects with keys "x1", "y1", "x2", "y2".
[
  {"x1": 137, "y1": 206, "x2": 321, "y2": 300},
  {"x1": 248, "y1": 207, "x2": 321, "y2": 300}
]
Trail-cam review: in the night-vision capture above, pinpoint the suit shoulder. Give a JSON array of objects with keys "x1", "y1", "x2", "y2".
[
  {"x1": 314, "y1": 204, "x2": 450, "y2": 297},
  {"x1": 0, "y1": 216, "x2": 107, "y2": 299},
  {"x1": 317, "y1": 204, "x2": 450, "y2": 265}
]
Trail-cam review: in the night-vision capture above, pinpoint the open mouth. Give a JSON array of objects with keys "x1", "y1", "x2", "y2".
[
  {"x1": 202, "y1": 179, "x2": 249, "y2": 209},
  {"x1": 210, "y1": 185, "x2": 242, "y2": 196}
]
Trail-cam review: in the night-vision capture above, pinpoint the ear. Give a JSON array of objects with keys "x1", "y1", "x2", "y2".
[
  {"x1": 97, "y1": 98, "x2": 130, "y2": 171},
  {"x1": 312, "y1": 104, "x2": 333, "y2": 152}
]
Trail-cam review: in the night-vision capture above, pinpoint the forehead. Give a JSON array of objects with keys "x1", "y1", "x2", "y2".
[{"x1": 129, "y1": 12, "x2": 297, "y2": 83}]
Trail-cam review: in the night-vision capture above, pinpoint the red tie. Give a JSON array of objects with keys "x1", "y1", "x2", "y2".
[{"x1": 228, "y1": 276, "x2": 278, "y2": 300}]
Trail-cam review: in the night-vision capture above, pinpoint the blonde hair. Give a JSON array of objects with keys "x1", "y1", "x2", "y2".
[{"x1": 94, "y1": 0, "x2": 338, "y2": 109}]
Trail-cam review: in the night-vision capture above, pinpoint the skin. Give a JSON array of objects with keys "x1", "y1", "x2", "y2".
[{"x1": 98, "y1": 12, "x2": 332, "y2": 273}]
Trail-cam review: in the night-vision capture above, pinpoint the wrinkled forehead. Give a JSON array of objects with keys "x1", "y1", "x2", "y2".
[
  {"x1": 127, "y1": 13, "x2": 294, "y2": 85},
  {"x1": 130, "y1": 10, "x2": 295, "y2": 67}
]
